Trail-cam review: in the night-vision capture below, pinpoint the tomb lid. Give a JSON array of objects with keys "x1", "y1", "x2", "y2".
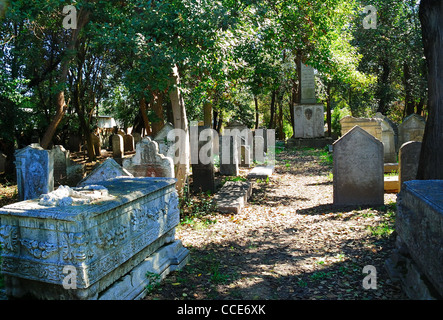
[{"x1": 0, "y1": 177, "x2": 177, "y2": 222}]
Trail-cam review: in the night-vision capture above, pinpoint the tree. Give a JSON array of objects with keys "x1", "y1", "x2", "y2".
[{"x1": 416, "y1": 0, "x2": 443, "y2": 180}]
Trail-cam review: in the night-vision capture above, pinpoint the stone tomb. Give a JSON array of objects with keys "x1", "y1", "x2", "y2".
[
  {"x1": 333, "y1": 126, "x2": 384, "y2": 206},
  {"x1": 0, "y1": 177, "x2": 189, "y2": 300},
  {"x1": 386, "y1": 180, "x2": 443, "y2": 299},
  {"x1": 123, "y1": 137, "x2": 174, "y2": 179},
  {"x1": 219, "y1": 135, "x2": 239, "y2": 176},
  {"x1": 15, "y1": 144, "x2": 54, "y2": 201}
]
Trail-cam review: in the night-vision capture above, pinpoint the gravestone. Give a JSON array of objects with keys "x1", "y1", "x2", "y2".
[
  {"x1": 293, "y1": 105, "x2": 325, "y2": 139},
  {"x1": 214, "y1": 181, "x2": 252, "y2": 214},
  {"x1": 333, "y1": 126, "x2": 384, "y2": 206},
  {"x1": 67, "y1": 135, "x2": 82, "y2": 153},
  {"x1": 52, "y1": 145, "x2": 69, "y2": 187},
  {"x1": 14, "y1": 144, "x2": 54, "y2": 201},
  {"x1": 380, "y1": 119, "x2": 397, "y2": 163},
  {"x1": 240, "y1": 144, "x2": 251, "y2": 168},
  {"x1": 112, "y1": 134, "x2": 124, "y2": 159},
  {"x1": 190, "y1": 126, "x2": 215, "y2": 193},
  {"x1": 123, "y1": 134, "x2": 135, "y2": 152},
  {"x1": 252, "y1": 135, "x2": 266, "y2": 163},
  {"x1": 340, "y1": 116, "x2": 382, "y2": 141},
  {"x1": 78, "y1": 158, "x2": 133, "y2": 187},
  {"x1": 398, "y1": 114, "x2": 426, "y2": 148},
  {"x1": 219, "y1": 135, "x2": 239, "y2": 176},
  {"x1": 398, "y1": 141, "x2": 422, "y2": 190},
  {"x1": 224, "y1": 121, "x2": 253, "y2": 165},
  {"x1": 123, "y1": 137, "x2": 174, "y2": 178},
  {"x1": 153, "y1": 122, "x2": 175, "y2": 157}
]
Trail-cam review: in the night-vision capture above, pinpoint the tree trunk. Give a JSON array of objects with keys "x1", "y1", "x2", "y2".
[
  {"x1": 169, "y1": 65, "x2": 190, "y2": 193},
  {"x1": 254, "y1": 96, "x2": 259, "y2": 129},
  {"x1": 404, "y1": 62, "x2": 415, "y2": 116},
  {"x1": 150, "y1": 90, "x2": 165, "y2": 137},
  {"x1": 204, "y1": 101, "x2": 213, "y2": 128},
  {"x1": 139, "y1": 97, "x2": 152, "y2": 136},
  {"x1": 40, "y1": 8, "x2": 90, "y2": 149},
  {"x1": 417, "y1": 0, "x2": 443, "y2": 180},
  {"x1": 268, "y1": 90, "x2": 276, "y2": 129},
  {"x1": 326, "y1": 83, "x2": 332, "y2": 137}
]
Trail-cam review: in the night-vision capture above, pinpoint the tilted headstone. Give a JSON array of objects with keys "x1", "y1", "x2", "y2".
[
  {"x1": 123, "y1": 137, "x2": 174, "y2": 178},
  {"x1": 293, "y1": 104, "x2": 325, "y2": 138},
  {"x1": 398, "y1": 114, "x2": 426, "y2": 149},
  {"x1": 398, "y1": 141, "x2": 422, "y2": 190},
  {"x1": 340, "y1": 116, "x2": 383, "y2": 141},
  {"x1": 219, "y1": 135, "x2": 239, "y2": 176},
  {"x1": 77, "y1": 158, "x2": 133, "y2": 187},
  {"x1": 133, "y1": 132, "x2": 142, "y2": 146},
  {"x1": 333, "y1": 126, "x2": 384, "y2": 206},
  {"x1": 112, "y1": 134, "x2": 124, "y2": 159},
  {"x1": 15, "y1": 144, "x2": 54, "y2": 201}
]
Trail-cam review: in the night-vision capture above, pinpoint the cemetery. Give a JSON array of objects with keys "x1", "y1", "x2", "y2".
[{"x1": 1, "y1": 0, "x2": 442, "y2": 306}]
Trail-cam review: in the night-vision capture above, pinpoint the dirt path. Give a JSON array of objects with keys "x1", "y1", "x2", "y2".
[{"x1": 145, "y1": 147, "x2": 405, "y2": 301}]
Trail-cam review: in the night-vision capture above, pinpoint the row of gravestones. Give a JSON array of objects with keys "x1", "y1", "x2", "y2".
[
  {"x1": 340, "y1": 113, "x2": 426, "y2": 164},
  {"x1": 333, "y1": 126, "x2": 424, "y2": 206}
]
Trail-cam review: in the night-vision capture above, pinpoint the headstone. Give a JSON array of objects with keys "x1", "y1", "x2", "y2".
[
  {"x1": 77, "y1": 158, "x2": 133, "y2": 187},
  {"x1": 398, "y1": 114, "x2": 426, "y2": 148},
  {"x1": 14, "y1": 144, "x2": 54, "y2": 201},
  {"x1": 340, "y1": 116, "x2": 383, "y2": 141},
  {"x1": 91, "y1": 134, "x2": 101, "y2": 157},
  {"x1": 153, "y1": 122, "x2": 175, "y2": 157},
  {"x1": 190, "y1": 126, "x2": 215, "y2": 193},
  {"x1": 219, "y1": 135, "x2": 239, "y2": 176},
  {"x1": 123, "y1": 134, "x2": 135, "y2": 152},
  {"x1": 252, "y1": 135, "x2": 266, "y2": 163},
  {"x1": 333, "y1": 126, "x2": 384, "y2": 206},
  {"x1": 293, "y1": 104, "x2": 325, "y2": 138},
  {"x1": 380, "y1": 119, "x2": 397, "y2": 163},
  {"x1": 112, "y1": 134, "x2": 124, "y2": 159},
  {"x1": 52, "y1": 145, "x2": 69, "y2": 187},
  {"x1": 398, "y1": 141, "x2": 422, "y2": 190},
  {"x1": 123, "y1": 137, "x2": 175, "y2": 178},
  {"x1": 0, "y1": 177, "x2": 189, "y2": 300},
  {"x1": 300, "y1": 63, "x2": 316, "y2": 104},
  {"x1": 224, "y1": 121, "x2": 253, "y2": 164},
  {"x1": 240, "y1": 144, "x2": 251, "y2": 168}
]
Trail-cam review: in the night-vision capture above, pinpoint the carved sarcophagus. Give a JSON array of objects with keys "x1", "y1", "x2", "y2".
[{"x1": 0, "y1": 177, "x2": 188, "y2": 300}]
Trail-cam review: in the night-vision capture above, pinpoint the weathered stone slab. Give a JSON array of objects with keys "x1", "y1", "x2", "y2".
[
  {"x1": 190, "y1": 126, "x2": 215, "y2": 193},
  {"x1": 333, "y1": 126, "x2": 384, "y2": 206},
  {"x1": 15, "y1": 144, "x2": 54, "y2": 201},
  {"x1": 213, "y1": 181, "x2": 252, "y2": 214},
  {"x1": 293, "y1": 104, "x2": 325, "y2": 139},
  {"x1": 390, "y1": 180, "x2": 443, "y2": 299},
  {"x1": 247, "y1": 166, "x2": 274, "y2": 179},
  {"x1": 123, "y1": 134, "x2": 135, "y2": 152},
  {"x1": 112, "y1": 134, "x2": 124, "y2": 159},
  {"x1": 398, "y1": 141, "x2": 422, "y2": 191},
  {"x1": 78, "y1": 158, "x2": 133, "y2": 187},
  {"x1": 384, "y1": 176, "x2": 399, "y2": 194},
  {"x1": 0, "y1": 177, "x2": 185, "y2": 300},
  {"x1": 300, "y1": 63, "x2": 317, "y2": 104},
  {"x1": 123, "y1": 137, "x2": 174, "y2": 178}
]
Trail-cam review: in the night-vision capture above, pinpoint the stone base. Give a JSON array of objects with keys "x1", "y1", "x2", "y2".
[
  {"x1": 385, "y1": 237, "x2": 441, "y2": 300},
  {"x1": 99, "y1": 240, "x2": 190, "y2": 300},
  {"x1": 384, "y1": 176, "x2": 399, "y2": 193},
  {"x1": 286, "y1": 137, "x2": 334, "y2": 149}
]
